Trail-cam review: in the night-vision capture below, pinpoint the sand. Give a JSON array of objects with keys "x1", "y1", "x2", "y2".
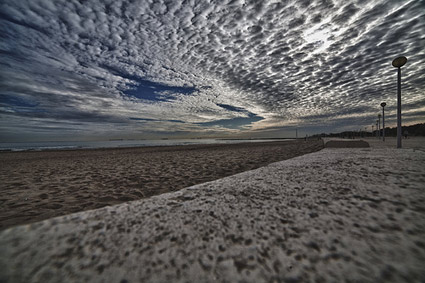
[
  {"x1": 325, "y1": 140, "x2": 369, "y2": 148},
  {"x1": 0, "y1": 139, "x2": 323, "y2": 230},
  {"x1": 1, "y1": 143, "x2": 424, "y2": 282},
  {"x1": 323, "y1": 136, "x2": 425, "y2": 150},
  {"x1": 365, "y1": 136, "x2": 425, "y2": 149}
]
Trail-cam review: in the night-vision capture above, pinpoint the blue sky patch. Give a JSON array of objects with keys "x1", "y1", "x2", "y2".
[
  {"x1": 129, "y1": 117, "x2": 186, "y2": 123},
  {"x1": 197, "y1": 113, "x2": 264, "y2": 129},
  {"x1": 129, "y1": 117, "x2": 155, "y2": 122},
  {"x1": 0, "y1": 94, "x2": 38, "y2": 108},
  {"x1": 99, "y1": 64, "x2": 198, "y2": 102},
  {"x1": 123, "y1": 78, "x2": 197, "y2": 102},
  {"x1": 217, "y1": 103, "x2": 247, "y2": 113}
]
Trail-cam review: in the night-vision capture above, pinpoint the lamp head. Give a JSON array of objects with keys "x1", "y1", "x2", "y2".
[
  {"x1": 381, "y1": 102, "x2": 386, "y2": 107},
  {"x1": 392, "y1": 56, "x2": 407, "y2": 68}
]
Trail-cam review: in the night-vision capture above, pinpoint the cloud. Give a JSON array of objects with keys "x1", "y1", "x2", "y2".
[{"x1": 0, "y1": 0, "x2": 424, "y2": 140}]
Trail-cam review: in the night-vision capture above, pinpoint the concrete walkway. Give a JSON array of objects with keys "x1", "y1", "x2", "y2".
[{"x1": 1, "y1": 145, "x2": 425, "y2": 282}]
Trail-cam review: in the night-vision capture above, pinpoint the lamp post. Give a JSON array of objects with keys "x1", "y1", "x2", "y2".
[
  {"x1": 376, "y1": 120, "x2": 379, "y2": 138},
  {"x1": 378, "y1": 114, "x2": 381, "y2": 139},
  {"x1": 392, "y1": 56, "x2": 407, "y2": 148},
  {"x1": 381, "y1": 102, "x2": 386, "y2": 141}
]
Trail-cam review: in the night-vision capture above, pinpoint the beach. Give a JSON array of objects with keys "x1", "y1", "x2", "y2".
[
  {"x1": 0, "y1": 139, "x2": 323, "y2": 230},
  {"x1": 1, "y1": 139, "x2": 424, "y2": 282}
]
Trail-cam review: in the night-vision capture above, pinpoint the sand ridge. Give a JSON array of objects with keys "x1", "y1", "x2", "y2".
[{"x1": 0, "y1": 139, "x2": 323, "y2": 229}]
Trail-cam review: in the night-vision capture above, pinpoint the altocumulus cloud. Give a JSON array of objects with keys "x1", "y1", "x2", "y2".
[{"x1": 0, "y1": 0, "x2": 424, "y2": 141}]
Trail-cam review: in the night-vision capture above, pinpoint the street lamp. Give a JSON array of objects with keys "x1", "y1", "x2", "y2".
[
  {"x1": 381, "y1": 102, "x2": 386, "y2": 141},
  {"x1": 392, "y1": 56, "x2": 407, "y2": 148},
  {"x1": 376, "y1": 120, "x2": 379, "y2": 138},
  {"x1": 378, "y1": 114, "x2": 381, "y2": 139}
]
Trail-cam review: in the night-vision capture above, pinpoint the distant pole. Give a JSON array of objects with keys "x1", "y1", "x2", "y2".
[
  {"x1": 392, "y1": 56, "x2": 407, "y2": 148},
  {"x1": 381, "y1": 102, "x2": 386, "y2": 141},
  {"x1": 372, "y1": 125, "x2": 374, "y2": 137},
  {"x1": 378, "y1": 114, "x2": 381, "y2": 139},
  {"x1": 397, "y1": 67, "x2": 402, "y2": 147},
  {"x1": 376, "y1": 120, "x2": 379, "y2": 138}
]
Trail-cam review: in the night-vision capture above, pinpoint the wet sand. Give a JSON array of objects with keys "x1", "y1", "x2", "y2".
[{"x1": 0, "y1": 139, "x2": 323, "y2": 229}]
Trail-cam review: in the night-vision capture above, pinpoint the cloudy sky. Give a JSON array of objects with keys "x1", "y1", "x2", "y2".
[{"x1": 1, "y1": 0, "x2": 424, "y2": 142}]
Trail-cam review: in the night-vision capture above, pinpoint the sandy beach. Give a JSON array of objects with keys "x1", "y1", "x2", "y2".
[
  {"x1": 0, "y1": 139, "x2": 323, "y2": 230},
  {"x1": 1, "y1": 139, "x2": 424, "y2": 282}
]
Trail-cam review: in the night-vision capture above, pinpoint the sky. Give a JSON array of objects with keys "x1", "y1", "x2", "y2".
[{"x1": 0, "y1": 0, "x2": 424, "y2": 142}]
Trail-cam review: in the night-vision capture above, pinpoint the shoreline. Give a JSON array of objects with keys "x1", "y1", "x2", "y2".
[
  {"x1": 0, "y1": 140, "x2": 313, "y2": 156},
  {"x1": 0, "y1": 139, "x2": 323, "y2": 230},
  {"x1": 0, "y1": 138, "x2": 299, "y2": 153}
]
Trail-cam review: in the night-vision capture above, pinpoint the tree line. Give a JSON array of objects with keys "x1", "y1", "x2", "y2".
[{"x1": 314, "y1": 123, "x2": 425, "y2": 138}]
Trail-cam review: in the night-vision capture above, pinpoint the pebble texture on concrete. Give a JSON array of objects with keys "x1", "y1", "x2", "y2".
[{"x1": 1, "y1": 147, "x2": 425, "y2": 282}]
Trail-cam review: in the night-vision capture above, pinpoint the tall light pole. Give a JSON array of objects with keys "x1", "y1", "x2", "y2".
[
  {"x1": 378, "y1": 114, "x2": 381, "y2": 139},
  {"x1": 381, "y1": 102, "x2": 386, "y2": 141},
  {"x1": 376, "y1": 120, "x2": 379, "y2": 138},
  {"x1": 392, "y1": 56, "x2": 407, "y2": 148}
]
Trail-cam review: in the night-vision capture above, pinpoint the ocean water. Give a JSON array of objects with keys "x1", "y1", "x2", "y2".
[{"x1": 0, "y1": 138, "x2": 291, "y2": 152}]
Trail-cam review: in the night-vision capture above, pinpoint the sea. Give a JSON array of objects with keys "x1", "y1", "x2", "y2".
[{"x1": 0, "y1": 138, "x2": 291, "y2": 152}]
